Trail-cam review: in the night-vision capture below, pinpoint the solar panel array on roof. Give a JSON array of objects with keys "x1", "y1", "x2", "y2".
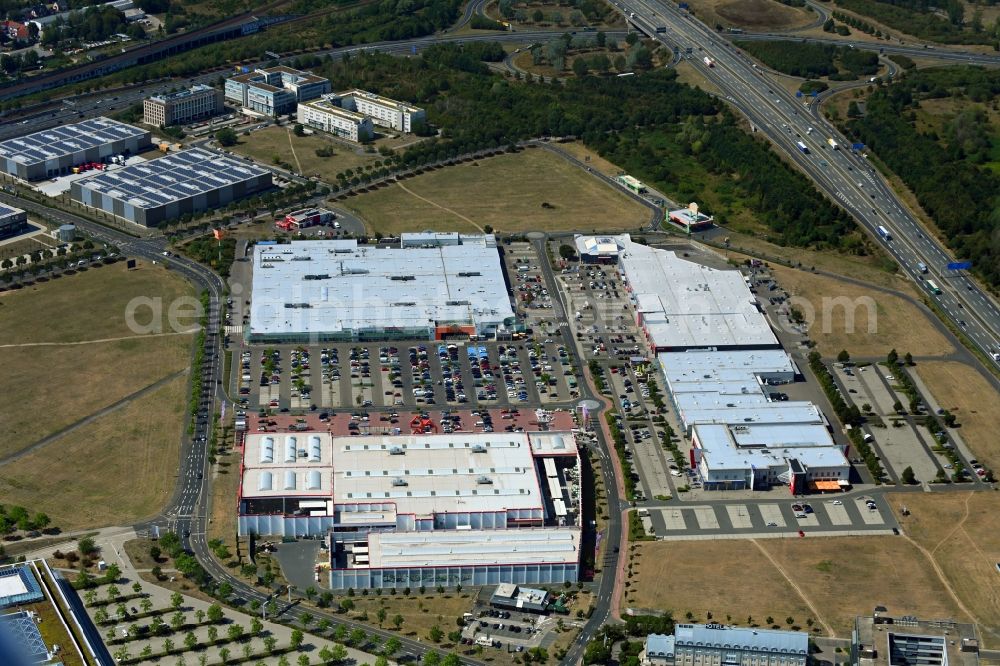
[
  {"x1": 0, "y1": 117, "x2": 145, "y2": 167},
  {"x1": 0, "y1": 611, "x2": 48, "y2": 663},
  {"x1": 75, "y1": 148, "x2": 270, "y2": 209}
]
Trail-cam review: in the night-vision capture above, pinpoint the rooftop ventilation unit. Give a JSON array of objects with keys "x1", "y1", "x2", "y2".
[
  {"x1": 471, "y1": 444, "x2": 488, "y2": 453},
  {"x1": 388, "y1": 446, "x2": 405, "y2": 455},
  {"x1": 390, "y1": 275, "x2": 415, "y2": 281},
  {"x1": 392, "y1": 478, "x2": 408, "y2": 486},
  {"x1": 476, "y1": 475, "x2": 493, "y2": 484}
]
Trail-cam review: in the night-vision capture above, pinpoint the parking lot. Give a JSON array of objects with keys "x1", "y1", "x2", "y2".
[
  {"x1": 647, "y1": 494, "x2": 899, "y2": 538},
  {"x1": 235, "y1": 339, "x2": 583, "y2": 412}
]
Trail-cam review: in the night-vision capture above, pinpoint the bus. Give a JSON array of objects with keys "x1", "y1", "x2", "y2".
[
  {"x1": 877, "y1": 225, "x2": 891, "y2": 240},
  {"x1": 925, "y1": 279, "x2": 942, "y2": 295}
]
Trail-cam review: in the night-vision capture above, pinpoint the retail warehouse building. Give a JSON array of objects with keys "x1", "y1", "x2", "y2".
[
  {"x1": 0, "y1": 204, "x2": 28, "y2": 240},
  {"x1": 238, "y1": 431, "x2": 582, "y2": 589},
  {"x1": 0, "y1": 117, "x2": 150, "y2": 181},
  {"x1": 71, "y1": 147, "x2": 272, "y2": 227},
  {"x1": 608, "y1": 235, "x2": 849, "y2": 493},
  {"x1": 247, "y1": 234, "x2": 516, "y2": 343}
]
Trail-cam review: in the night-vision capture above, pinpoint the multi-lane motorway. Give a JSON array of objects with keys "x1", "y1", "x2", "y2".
[{"x1": 619, "y1": 0, "x2": 1000, "y2": 365}]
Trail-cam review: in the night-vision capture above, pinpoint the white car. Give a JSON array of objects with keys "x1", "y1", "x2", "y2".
[{"x1": 831, "y1": 500, "x2": 843, "y2": 505}]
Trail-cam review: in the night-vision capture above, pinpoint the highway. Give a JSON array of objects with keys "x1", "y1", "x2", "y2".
[
  {"x1": 730, "y1": 31, "x2": 1000, "y2": 67},
  {"x1": 618, "y1": 0, "x2": 1000, "y2": 366}
]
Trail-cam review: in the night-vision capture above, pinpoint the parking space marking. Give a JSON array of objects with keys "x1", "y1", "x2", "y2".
[
  {"x1": 823, "y1": 501, "x2": 852, "y2": 526},
  {"x1": 661, "y1": 508, "x2": 688, "y2": 530},
  {"x1": 726, "y1": 504, "x2": 753, "y2": 529},
  {"x1": 758, "y1": 504, "x2": 786, "y2": 527},
  {"x1": 692, "y1": 506, "x2": 719, "y2": 529},
  {"x1": 855, "y1": 498, "x2": 885, "y2": 525}
]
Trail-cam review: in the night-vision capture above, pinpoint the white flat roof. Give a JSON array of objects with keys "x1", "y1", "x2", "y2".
[
  {"x1": 695, "y1": 423, "x2": 848, "y2": 471},
  {"x1": 616, "y1": 236, "x2": 778, "y2": 349},
  {"x1": 249, "y1": 239, "x2": 514, "y2": 337},
  {"x1": 680, "y1": 403, "x2": 824, "y2": 428},
  {"x1": 243, "y1": 432, "x2": 579, "y2": 516},
  {"x1": 528, "y1": 432, "x2": 578, "y2": 457},
  {"x1": 0, "y1": 574, "x2": 28, "y2": 598},
  {"x1": 362, "y1": 527, "x2": 580, "y2": 568}
]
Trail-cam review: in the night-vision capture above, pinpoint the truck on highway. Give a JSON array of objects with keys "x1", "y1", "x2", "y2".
[
  {"x1": 917, "y1": 262, "x2": 927, "y2": 273},
  {"x1": 877, "y1": 225, "x2": 891, "y2": 240},
  {"x1": 925, "y1": 279, "x2": 942, "y2": 295},
  {"x1": 703, "y1": 56, "x2": 714, "y2": 67},
  {"x1": 796, "y1": 141, "x2": 809, "y2": 153},
  {"x1": 828, "y1": 138, "x2": 839, "y2": 150},
  {"x1": 656, "y1": 26, "x2": 666, "y2": 33}
]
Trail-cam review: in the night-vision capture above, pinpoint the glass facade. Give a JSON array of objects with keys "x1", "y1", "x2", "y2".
[{"x1": 329, "y1": 562, "x2": 577, "y2": 590}]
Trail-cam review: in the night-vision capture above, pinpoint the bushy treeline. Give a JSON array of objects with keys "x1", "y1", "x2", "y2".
[
  {"x1": 835, "y1": 0, "x2": 998, "y2": 45},
  {"x1": 844, "y1": 67, "x2": 1000, "y2": 287},
  {"x1": 736, "y1": 40, "x2": 878, "y2": 79}
]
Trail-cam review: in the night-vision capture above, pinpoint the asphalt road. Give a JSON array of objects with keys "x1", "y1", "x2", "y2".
[{"x1": 618, "y1": 0, "x2": 1000, "y2": 369}]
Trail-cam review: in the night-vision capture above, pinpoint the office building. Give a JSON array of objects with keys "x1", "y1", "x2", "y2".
[
  {"x1": 326, "y1": 89, "x2": 425, "y2": 133},
  {"x1": 247, "y1": 236, "x2": 515, "y2": 343},
  {"x1": 490, "y1": 583, "x2": 550, "y2": 613},
  {"x1": 225, "y1": 66, "x2": 330, "y2": 117},
  {"x1": 238, "y1": 431, "x2": 582, "y2": 589},
  {"x1": 297, "y1": 98, "x2": 374, "y2": 142},
  {"x1": 853, "y1": 611, "x2": 980, "y2": 666},
  {"x1": 642, "y1": 625, "x2": 809, "y2": 666},
  {"x1": 0, "y1": 204, "x2": 28, "y2": 240},
  {"x1": 0, "y1": 117, "x2": 150, "y2": 182},
  {"x1": 71, "y1": 147, "x2": 271, "y2": 227},
  {"x1": 143, "y1": 84, "x2": 224, "y2": 127}
]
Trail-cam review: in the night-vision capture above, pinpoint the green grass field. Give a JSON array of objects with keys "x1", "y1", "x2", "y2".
[
  {"x1": 344, "y1": 147, "x2": 649, "y2": 235},
  {"x1": 0, "y1": 264, "x2": 194, "y2": 528}
]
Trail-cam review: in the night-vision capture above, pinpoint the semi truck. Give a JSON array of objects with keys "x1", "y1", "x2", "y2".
[
  {"x1": 703, "y1": 56, "x2": 714, "y2": 67},
  {"x1": 828, "y1": 138, "x2": 839, "y2": 150},
  {"x1": 796, "y1": 141, "x2": 809, "y2": 153},
  {"x1": 877, "y1": 225, "x2": 891, "y2": 240}
]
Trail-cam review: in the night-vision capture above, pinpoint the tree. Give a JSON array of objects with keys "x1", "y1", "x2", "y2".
[
  {"x1": 429, "y1": 625, "x2": 444, "y2": 643},
  {"x1": 290, "y1": 629, "x2": 304, "y2": 649},
  {"x1": 384, "y1": 637, "x2": 402, "y2": 655},
  {"x1": 902, "y1": 466, "x2": 916, "y2": 484},
  {"x1": 208, "y1": 626, "x2": 219, "y2": 643},
  {"x1": 447, "y1": 630, "x2": 462, "y2": 644},
  {"x1": 132, "y1": 582, "x2": 143, "y2": 594},
  {"x1": 532, "y1": 9, "x2": 543, "y2": 22},
  {"x1": 219, "y1": 647, "x2": 231, "y2": 664},
  {"x1": 424, "y1": 651, "x2": 442, "y2": 666},
  {"x1": 185, "y1": 631, "x2": 198, "y2": 650},
  {"x1": 392, "y1": 614, "x2": 404, "y2": 631},
  {"x1": 572, "y1": 58, "x2": 589, "y2": 77},
  {"x1": 216, "y1": 127, "x2": 238, "y2": 147},
  {"x1": 170, "y1": 591, "x2": 184, "y2": 610},
  {"x1": 596, "y1": 31, "x2": 606, "y2": 47},
  {"x1": 349, "y1": 628, "x2": 366, "y2": 646},
  {"x1": 893, "y1": 400, "x2": 904, "y2": 414},
  {"x1": 251, "y1": 617, "x2": 264, "y2": 635},
  {"x1": 862, "y1": 402, "x2": 872, "y2": 413},
  {"x1": 264, "y1": 635, "x2": 278, "y2": 653},
  {"x1": 299, "y1": 655, "x2": 311, "y2": 666},
  {"x1": 837, "y1": 350, "x2": 850, "y2": 363},
  {"x1": 377, "y1": 607, "x2": 387, "y2": 627},
  {"x1": 171, "y1": 611, "x2": 186, "y2": 629},
  {"x1": 887, "y1": 349, "x2": 899, "y2": 366},
  {"x1": 228, "y1": 624, "x2": 245, "y2": 641},
  {"x1": 330, "y1": 644, "x2": 348, "y2": 663},
  {"x1": 847, "y1": 101, "x2": 861, "y2": 119},
  {"x1": 195, "y1": 609, "x2": 205, "y2": 624},
  {"x1": 904, "y1": 352, "x2": 914, "y2": 366},
  {"x1": 78, "y1": 536, "x2": 98, "y2": 555},
  {"x1": 442, "y1": 654, "x2": 461, "y2": 666},
  {"x1": 207, "y1": 603, "x2": 224, "y2": 623},
  {"x1": 163, "y1": 637, "x2": 175, "y2": 654},
  {"x1": 293, "y1": 123, "x2": 306, "y2": 137},
  {"x1": 141, "y1": 597, "x2": 153, "y2": 613}
]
